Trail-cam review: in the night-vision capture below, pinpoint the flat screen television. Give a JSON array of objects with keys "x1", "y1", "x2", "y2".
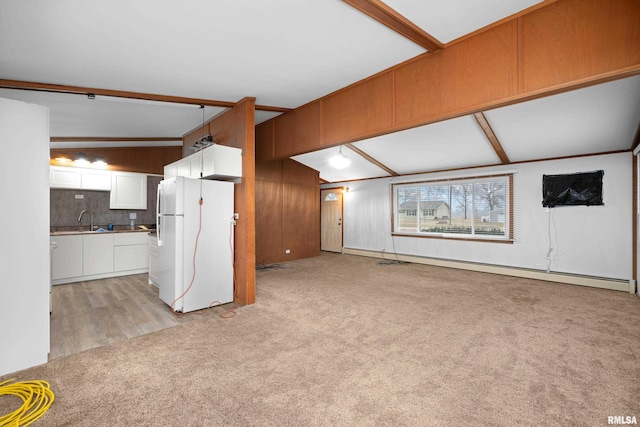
[{"x1": 542, "y1": 170, "x2": 604, "y2": 208}]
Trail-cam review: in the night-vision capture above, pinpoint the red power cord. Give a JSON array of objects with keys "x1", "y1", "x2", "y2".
[{"x1": 169, "y1": 198, "x2": 203, "y2": 315}]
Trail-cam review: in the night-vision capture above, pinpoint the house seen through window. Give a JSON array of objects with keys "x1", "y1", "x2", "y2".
[{"x1": 393, "y1": 175, "x2": 512, "y2": 241}]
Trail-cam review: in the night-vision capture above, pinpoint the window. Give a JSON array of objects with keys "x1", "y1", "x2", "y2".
[
  {"x1": 393, "y1": 175, "x2": 512, "y2": 241},
  {"x1": 324, "y1": 192, "x2": 339, "y2": 202}
]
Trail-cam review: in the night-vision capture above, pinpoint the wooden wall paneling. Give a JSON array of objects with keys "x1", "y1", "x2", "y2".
[
  {"x1": 522, "y1": 0, "x2": 640, "y2": 93},
  {"x1": 396, "y1": 21, "x2": 518, "y2": 127},
  {"x1": 273, "y1": 101, "x2": 324, "y2": 158},
  {"x1": 130, "y1": 147, "x2": 164, "y2": 174},
  {"x1": 213, "y1": 97, "x2": 256, "y2": 305},
  {"x1": 282, "y1": 159, "x2": 320, "y2": 261},
  {"x1": 294, "y1": 101, "x2": 323, "y2": 153},
  {"x1": 438, "y1": 21, "x2": 518, "y2": 115},
  {"x1": 255, "y1": 120, "x2": 275, "y2": 162},
  {"x1": 255, "y1": 160, "x2": 284, "y2": 265},
  {"x1": 273, "y1": 110, "x2": 298, "y2": 159},
  {"x1": 162, "y1": 147, "x2": 182, "y2": 168},
  {"x1": 393, "y1": 53, "x2": 443, "y2": 126},
  {"x1": 322, "y1": 72, "x2": 394, "y2": 145}
]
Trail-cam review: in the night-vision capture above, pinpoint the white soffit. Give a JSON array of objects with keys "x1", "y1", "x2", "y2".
[
  {"x1": 255, "y1": 111, "x2": 282, "y2": 126},
  {"x1": 0, "y1": 0, "x2": 425, "y2": 109},
  {"x1": 292, "y1": 146, "x2": 390, "y2": 183},
  {"x1": 484, "y1": 76, "x2": 640, "y2": 162},
  {"x1": 0, "y1": 89, "x2": 226, "y2": 138},
  {"x1": 50, "y1": 140, "x2": 182, "y2": 149},
  {"x1": 352, "y1": 115, "x2": 500, "y2": 175},
  {"x1": 381, "y1": 0, "x2": 543, "y2": 44}
]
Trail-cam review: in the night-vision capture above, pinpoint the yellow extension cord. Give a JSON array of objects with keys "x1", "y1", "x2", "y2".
[{"x1": 0, "y1": 379, "x2": 54, "y2": 427}]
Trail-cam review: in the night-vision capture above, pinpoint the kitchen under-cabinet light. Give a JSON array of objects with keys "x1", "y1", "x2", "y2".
[{"x1": 73, "y1": 153, "x2": 90, "y2": 166}]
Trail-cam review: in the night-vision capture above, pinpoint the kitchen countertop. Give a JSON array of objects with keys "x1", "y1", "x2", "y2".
[{"x1": 50, "y1": 228, "x2": 156, "y2": 236}]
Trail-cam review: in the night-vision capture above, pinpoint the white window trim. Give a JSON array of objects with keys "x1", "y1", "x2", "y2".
[{"x1": 392, "y1": 174, "x2": 513, "y2": 242}]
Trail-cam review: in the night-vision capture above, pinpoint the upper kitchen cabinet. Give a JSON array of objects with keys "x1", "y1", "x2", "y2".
[
  {"x1": 80, "y1": 169, "x2": 111, "y2": 190},
  {"x1": 50, "y1": 166, "x2": 111, "y2": 190},
  {"x1": 164, "y1": 144, "x2": 242, "y2": 181},
  {"x1": 109, "y1": 171, "x2": 147, "y2": 209},
  {"x1": 201, "y1": 144, "x2": 242, "y2": 179}
]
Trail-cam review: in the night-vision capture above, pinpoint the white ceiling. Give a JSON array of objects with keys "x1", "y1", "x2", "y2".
[{"x1": 1, "y1": 0, "x2": 638, "y2": 181}]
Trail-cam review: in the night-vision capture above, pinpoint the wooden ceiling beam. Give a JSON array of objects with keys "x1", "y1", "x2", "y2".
[
  {"x1": 0, "y1": 79, "x2": 292, "y2": 113},
  {"x1": 345, "y1": 143, "x2": 399, "y2": 176},
  {"x1": 473, "y1": 112, "x2": 510, "y2": 164},
  {"x1": 50, "y1": 137, "x2": 181, "y2": 142},
  {"x1": 342, "y1": 0, "x2": 443, "y2": 52}
]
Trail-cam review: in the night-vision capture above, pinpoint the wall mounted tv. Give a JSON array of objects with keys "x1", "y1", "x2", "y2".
[{"x1": 542, "y1": 170, "x2": 604, "y2": 208}]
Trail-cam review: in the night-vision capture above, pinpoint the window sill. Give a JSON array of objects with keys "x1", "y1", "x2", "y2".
[{"x1": 392, "y1": 232, "x2": 514, "y2": 244}]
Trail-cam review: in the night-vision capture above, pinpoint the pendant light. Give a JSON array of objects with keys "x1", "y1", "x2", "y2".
[
  {"x1": 329, "y1": 146, "x2": 351, "y2": 169},
  {"x1": 192, "y1": 105, "x2": 214, "y2": 150}
]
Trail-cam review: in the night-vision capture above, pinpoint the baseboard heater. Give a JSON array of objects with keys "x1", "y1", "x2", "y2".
[{"x1": 343, "y1": 247, "x2": 635, "y2": 294}]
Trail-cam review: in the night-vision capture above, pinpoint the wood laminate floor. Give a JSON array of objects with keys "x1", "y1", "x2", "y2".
[{"x1": 49, "y1": 274, "x2": 227, "y2": 360}]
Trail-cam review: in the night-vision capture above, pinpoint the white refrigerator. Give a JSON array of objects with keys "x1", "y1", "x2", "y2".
[{"x1": 156, "y1": 176, "x2": 234, "y2": 313}]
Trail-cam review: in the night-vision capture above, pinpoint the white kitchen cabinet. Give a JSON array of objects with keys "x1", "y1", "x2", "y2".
[
  {"x1": 80, "y1": 169, "x2": 111, "y2": 190},
  {"x1": 164, "y1": 162, "x2": 178, "y2": 180},
  {"x1": 188, "y1": 152, "x2": 205, "y2": 179},
  {"x1": 50, "y1": 166, "x2": 82, "y2": 189},
  {"x1": 83, "y1": 234, "x2": 114, "y2": 276},
  {"x1": 148, "y1": 233, "x2": 159, "y2": 287},
  {"x1": 202, "y1": 144, "x2": 242, "y2": 179},
  {"x1": 109, "y1": 172, "x2": 147, "y2": 209},
  {"x1": 162, "y1": 144, "x2": 242, "y2": 181},
  {"x1": 50, "y1": 235, "x2": 83, "y2": 281},
  {"x1": 51, "y1": 231, "x2": 150, "y2": 284},
  {"x1": 50, "y1": 166, "x2": 112, "y2": 190},
  {"x1": 177, "y1": 158, "x2": 191, "y2": 179},
  {"x1": 113, "y1": 232, "x2": 149, "y2": 272}
]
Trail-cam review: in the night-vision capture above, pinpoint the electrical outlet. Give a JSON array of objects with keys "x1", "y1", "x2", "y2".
[
  {"x1": 129, "y1": 213, "x2": 137, "y2": 219},
  {"x1": 285, "y1": 249, "x2": 291, "y2": 254}
]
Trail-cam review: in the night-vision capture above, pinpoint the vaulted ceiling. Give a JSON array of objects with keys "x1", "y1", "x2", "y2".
[{"x1": 0, "y1": 0, "x2": 638, "y2": 181}]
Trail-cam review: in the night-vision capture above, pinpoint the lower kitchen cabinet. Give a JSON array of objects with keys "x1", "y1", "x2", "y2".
[
  {"x1": 83, "y1": 234, "x2": 114, "y2": 276},
  {"x1": 51, "y1": 235, "x2": 83, "y2": 280},
  {"x1": 113, "y1": 232, "x2": 149, "y2": 272},
  {"x1": 51, "y1": 231, "x2": 150, "y2": 285}
]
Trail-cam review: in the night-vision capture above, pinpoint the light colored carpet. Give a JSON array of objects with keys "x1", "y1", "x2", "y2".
[{"x1": 1, "y1": 252, "x2": 639, "y2": 426}]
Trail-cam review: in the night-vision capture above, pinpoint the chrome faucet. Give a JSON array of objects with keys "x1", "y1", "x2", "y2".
[{"x1": 77, "y1": 209, "x2": 94, "y2": 231}]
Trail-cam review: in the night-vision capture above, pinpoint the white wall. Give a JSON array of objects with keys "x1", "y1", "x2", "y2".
[
  {"x1": 0, "y1": 97, "x2": 50, "y2": 376},
  {"x1": 332, "y1": 152, "x2": 633, "y2": 281}
]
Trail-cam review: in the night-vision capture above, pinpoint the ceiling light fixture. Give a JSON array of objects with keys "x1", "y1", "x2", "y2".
[{"x1": 329, "y1": 146, "x2": 351, "y2": 169}]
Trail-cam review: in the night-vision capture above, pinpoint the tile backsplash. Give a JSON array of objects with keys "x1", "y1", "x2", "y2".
[{"x1": 51, "y1": 175, "x2": 162, "y2": 230}]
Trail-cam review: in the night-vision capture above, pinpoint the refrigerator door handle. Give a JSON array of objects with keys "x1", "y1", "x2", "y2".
[{"x1": 157, "y1": 185, "x2": 163, "y2": 246}]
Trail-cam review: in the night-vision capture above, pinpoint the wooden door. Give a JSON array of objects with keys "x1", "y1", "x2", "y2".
[{"x1": 321, "y1": 189, "x2": 343, "y2": 253}]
